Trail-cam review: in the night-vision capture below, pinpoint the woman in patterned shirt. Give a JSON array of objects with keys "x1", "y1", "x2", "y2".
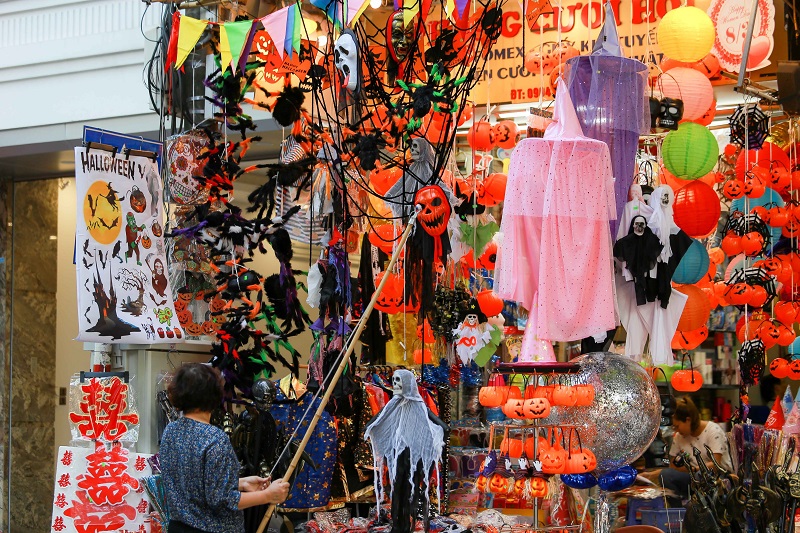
[{"x1": 161, "y1": 363, "x2": 290, "y2": 533}]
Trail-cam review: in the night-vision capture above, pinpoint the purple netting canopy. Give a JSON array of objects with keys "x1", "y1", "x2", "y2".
[{"x1": 565, "y1": 1, "x2": 650, "y2": 238}]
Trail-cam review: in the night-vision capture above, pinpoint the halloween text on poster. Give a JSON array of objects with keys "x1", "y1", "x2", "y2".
[
  {"x1": 74, "y1": 147, "x2": 184, "y2": 344},
  {"x1": 50, "y1": 444, "x2": 153, "y2": 533}
]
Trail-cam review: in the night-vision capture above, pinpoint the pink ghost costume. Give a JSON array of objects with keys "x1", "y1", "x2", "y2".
[{"x1": 495, "y1": 84, "x2": 618, "y2": 353}]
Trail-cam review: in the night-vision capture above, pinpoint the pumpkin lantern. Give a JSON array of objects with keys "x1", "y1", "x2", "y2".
[
  {"x1": 721, "y1": 233, "x2": 743, "y2": 256},
  {"x1": 527, "y1": 475, "x2": 549, "y2": 498},
  {"x1": 574, "y1": 384, "x2": 595, "y2": 406},
  {"x1": 500, "y1": 436, "x2": 524, "y2": 459},
  {"x1": 789, "y1": 359, "x2": 800, "y2": 381},
  {"x1": 671, "y1": 354, "x2": 703, "y2": 392},
  {"x1": 522, "y1": 397, "x2": 551, "y2": 419},
  {"x1": 479, "y1": 173, "x2": 508, "y2": 206},
  {"x1": 564, "y1": 429, "x2": 597, "y2": 474},
  {"x1": 479, "y1": 374, "x2": 509, "y2": 407},
  {"x1": 503, "y1": 398, "x2": 527, "y2": 419},
  {"x1": 723, "y1": 180, "x2": 745, "y2": 200},
  {"x1": 467, "y1": 120, "x2": 496, "y2": 151},
  {"x1": 552, "y1": 384, "x2": 579, "y2": 407},
  {"x1": 770, "y1": 357, "x2": 791, "y2": 379},
  {"x1": 493, "y1": 120, "x2": 518, "y2": 150},
  {"x1": 476, "y1": 289, "x2": 505, "y2": 317},
  {"x1": 539, "y1": 434, "x2": 567, "y2": 474}
]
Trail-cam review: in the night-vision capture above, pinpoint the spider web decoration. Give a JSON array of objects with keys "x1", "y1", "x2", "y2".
[
  {"x1": 724, "y1": 267, "x2": 778, "y2": 309},
  {"x1": 738, "y1": 338, "x2": 765, "y2": 387},
  {"x1": 722, "y1": 211, "x2": 772, "y2": 255},
  {"x1": 729, "y1": 103, "x2": 770, "y2": 150},
  {"x1": 167, "y1": 0, "x2": 507, "y2": 393}
]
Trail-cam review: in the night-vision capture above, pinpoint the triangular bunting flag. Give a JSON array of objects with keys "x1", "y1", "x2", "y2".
[
  {"x1": 782, "y1": 385, "x2": 794, "y2": 417},
  {"x1": 455, "y1": 0, "x2": 470, "y2": 21},
  {"x1": 238, "y1": 21, "x2": 259, "y2": 73},
  {"x1": 291, "y1": 3, "x2": 302, "y2": 57},
  {"x1": 445, "y1": 0, "x2": 456, "y2": 21},
  {"x1": 175, "y1": 16, "x2": 209, "y2": 70},
  {"x1": 224, "y1": 20, "x2": 254, "y2": 73},
  {"x1": 421, "y1": 0, "x2": 433, "y2": 21},
  {"x1": 525, "y1": 0, "x2": 553, "y2": 31},
  {"x1": 347, "y1": 0, "x2": 370, "y2": 26},
  {"x1": 260, "y1": 6, "x2": 291, "y2": 60},
  {"x1": 404, "y1": 0, "x2": 420, "y2": 27},
  {"x1": 219, "y1": 24, "x2": 233, "y2": 73},
  {"x1": 310, "y1": 0, "x2": 342, "y2": 28},
  {"x1": 785, "y1": 401, "x2": 800, "y2": 435},
  {"x1": 284, "y1": 4, "x2": 297, "y2": 58},
  {"x1": 166, "y1": 11, "x2": 181, "y2": 72},
  {"x1": 765, "y1": 395, "x2": 786, "y2": 430}
]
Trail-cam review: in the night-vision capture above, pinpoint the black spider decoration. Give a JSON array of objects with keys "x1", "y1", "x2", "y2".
[
  {"x1": 729, "y1": 103, "x2": 770, "y2": 150},
  {"x1": 724, "y1": 267, "x2": 778, "y2": 309},
  {"x1": 481, "y1": 6, "x2": 504, "y2": 41},
  {"x1": 346, "y1": 133, "x2": 387, "y2": 171},
  {"x1": 722, "y1": 211, "x2": 772, "y2": 256}
]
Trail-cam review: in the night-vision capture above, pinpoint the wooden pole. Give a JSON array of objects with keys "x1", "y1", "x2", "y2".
[{"x1": 256, "y1": 214, "x2": 418, "y2": 533}]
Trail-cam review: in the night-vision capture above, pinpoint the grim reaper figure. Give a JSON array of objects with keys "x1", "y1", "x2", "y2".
[{"x1": 364, "y1": 369, "x2": 448, "y2": 533}]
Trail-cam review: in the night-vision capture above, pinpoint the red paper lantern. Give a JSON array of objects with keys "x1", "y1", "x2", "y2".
[
  {"x1": 675, "y1": 284, "x2": 711, "y2": 331},
  {"x1": 468, "y1": 120, "x2": 495, "y2": 151},
  {"x1": 673, "y1": 181, "x2": 721, "y2": 237},
  {"x1": 671, "y1": 325, "x2": 709, "y2": 350}
]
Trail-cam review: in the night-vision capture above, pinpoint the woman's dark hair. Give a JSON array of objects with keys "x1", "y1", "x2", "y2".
[
  {"x1": 168, "y1": 363, "x2": 223, "y2": 413},
  {"x1": 673, "y1": 396, "x2": 700, "y2": 433}
]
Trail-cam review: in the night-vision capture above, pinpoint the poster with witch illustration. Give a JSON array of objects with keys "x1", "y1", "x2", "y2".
[{"x1": 75, "y1": 147, "x2": 184, "y2": 343}]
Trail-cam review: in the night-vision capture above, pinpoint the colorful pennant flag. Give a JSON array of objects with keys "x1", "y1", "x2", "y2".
[
  {"x1": 238, "y1": 21, "x2": 260, "y2": 73},
  {"x1": 455, "y1": 0, "x2": 471, "y2": 21},
  {"x1": 260, "y1": 6, "x2": 291, "y2": 60},
  {"x1": 175, "y1": 16, "x2": 209, "y2": 70},
  {"x1": 166, "y1": 11, "x2": 181, "y2": 72},
  {"x1": 782, "y1": 385, "x2": 794, "y2": 417},
  {"x1": 284, "y1": 4, "x2": 297, "y2": 58},
  {"x1": 765, "y1": 395, "x2": 785, "y2": 430},
  {"x1": 219, "y1": 23, "x2": 233, "y2": 72},
  {"x1": 347, "y1": 0, "x2": 371, "y2": 26},
  {"x1": 310, "y1": 0, "x2": 342, "y2": 28},
  {"x1": 290, "y1": 3, "x2": 303, "y2": 57},
  {"x1": 223, "y1": 20, "x2": 254, "y2": 72},
  {"x1": 404, "y1": 0, "x2": 420, "y2": 27}
]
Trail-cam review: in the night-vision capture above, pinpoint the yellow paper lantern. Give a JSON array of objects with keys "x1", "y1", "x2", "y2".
[
  {"x1": 660, "y1": 67, "x2": 714, "y2": 121},
  {"x1": 657, "y1": 6, "x2": 716, "y2": 62}
]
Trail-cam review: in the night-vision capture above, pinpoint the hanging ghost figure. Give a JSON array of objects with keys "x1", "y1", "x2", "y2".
[
  {"x1": 365, "y1": 369, "x2": 448, "y2": 533},
  {"x1": 386, "y1": 138, "x2": 455, "y2": 220}
]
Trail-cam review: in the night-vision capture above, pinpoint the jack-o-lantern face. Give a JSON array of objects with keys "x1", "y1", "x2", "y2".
[
  {"x1": 141, "y1": 235, "x2": 152, "y2": 249},
  {"x1": 173, "y1": 299, "x2": 187, "y2": 312},
  {"x1": 176, "y1": 308, "x2": 193, "y2": 325},
  {"x1": 723, "y1": 180, "x2": 744, "y2": 200},
  {"x1": 789, "y1": 359, "x2": 800, "y2": 380},
  {"x1": 771, "y1": 357, "x2": 790, "y2": 378},
  {"x1": 489, "y1": 473, "x2": 510, "y2": 493},
  {"x1": 201, "y1": 321, "x2": 217, "y2": 336},
  {"x1": 415, "y1": 185, "x2": 451, "y2": 237},
  {"x1": 744, "y1": 172, "x2": 766, "y2": 197},
  {"x1": 209, "y1": 298, "x2": 227, "y2": 312},
  {"x1": 554, "y1": 41, "x2": 579, "y2": 61},
  {"x1": 528, "y1": 475, "x2": 548, "y2": 498},
  {"x1": 179, "y1": 291, "x2": 195, "y2": 302},
  {"x1": 185, "y1": 322, "x2": 205, "y2": 337},
  {"x1": 476, "y1": 474, "x2": 488, "y2": 492},
  {"x1": 566, "y1": 450, "x2": 597, "y2": 474},
  {"x1": 151, "y1": 221, "x2": 163, "y2": 237},
  {"x1": 502, "y1": 398, "x2": 526, "y2": 419},
  {"x1": 513, "y1": 475, "x2": 526, "y2": 496},
  {"x1": 522, "y1": 398, "x2": 551, "y2": 419},
  {"x1": 129, "y1": 187, "x2": 147, "y2": 213},
  {"x1": 539, "y1": 446, "x2": 566, "y2": 474},
  {"x1": 768, "y1": 206, "x2": 790, "y2": 227}
]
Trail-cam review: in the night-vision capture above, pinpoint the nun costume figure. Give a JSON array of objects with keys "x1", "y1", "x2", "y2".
[{"x1": 364, "y1": 369, "x2": 447, "y2": 533}]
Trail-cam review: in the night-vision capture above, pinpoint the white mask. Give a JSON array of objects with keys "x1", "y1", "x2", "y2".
[
  {"x1": 392, "y1": 374, "x2": 403, "y2": 396},
  {"x1": 334, "y1": 32, "x2": 358, "y2": 92}
]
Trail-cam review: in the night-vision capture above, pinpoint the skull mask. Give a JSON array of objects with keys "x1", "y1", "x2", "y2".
[
  {"x1": 658, "y1": 98, "x2": 684, "y2": 130},
  {"x1": 334, "y1": 30, "x2": 359, "y2": 92},
  {"x1": 392, "y1": 373, "x2": 404, "y2": 396},
  {"x1": 632, "y1": 216, "x2": 647, "y2": 236},
  {"x1": 414, "y1": 185, "x2": 451, "y2": 237},
  {"x1": 252, "y1": 378, "x2": 277, "y2": 410}
]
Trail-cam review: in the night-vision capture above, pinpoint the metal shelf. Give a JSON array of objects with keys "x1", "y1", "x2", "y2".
[{"x1": 496, "y1": 362, "x2": 581, "y2": 374}]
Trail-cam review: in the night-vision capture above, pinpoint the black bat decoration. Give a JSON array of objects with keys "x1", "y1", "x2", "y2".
[
  {"x1": 82, "y1": 257, "x2": 93, "y2": 269},
  {"x1": 99, "y1": 217, "x2": 119, "y2": 229},
  {"x1": 111, "y1": 241, "x2": 121, "y2": 261},
  {"x1": 98, "y1": 250, "x2": 107, "y2": 269},
  {"x1": 82, "y1": 239, "x2": 92, "y2": 257},
  {"x1": 84, "y1": 306, "x2": 92, "y2": 323},
  {"x1": 149, "y1": 293, "x2": 167, "y2": 306}
]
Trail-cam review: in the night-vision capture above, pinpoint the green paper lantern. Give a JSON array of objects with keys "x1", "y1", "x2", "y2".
[{"x1": 662, "y1": 122, "x2": 719, "y2": 179}]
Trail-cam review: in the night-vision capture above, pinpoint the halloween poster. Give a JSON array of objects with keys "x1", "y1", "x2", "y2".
[
  {"x1": 50, "y1": 444, "x2": 154, "y2": 533},
  {"x1": 75, "y1": 147, "x2": 184, "y2": 343}
]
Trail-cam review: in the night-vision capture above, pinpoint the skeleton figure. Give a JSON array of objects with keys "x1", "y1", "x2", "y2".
[
  {"x1": 333, "y1": 30, "x2": 360, "y2": 93},
  {"x1": 658, "y1": 98, "x2": 684, "y2": 130}
]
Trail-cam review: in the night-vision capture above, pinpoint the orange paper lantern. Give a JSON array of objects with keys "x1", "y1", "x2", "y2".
[{"x1": 675, "y1": 284, "x2": 712, "y2": 331}]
